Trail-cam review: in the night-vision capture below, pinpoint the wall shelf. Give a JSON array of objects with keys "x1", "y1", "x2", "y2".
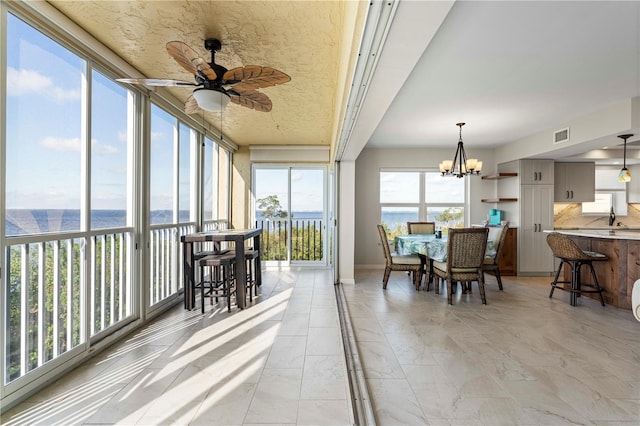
[
  {"x1": 481, "y1": 198, "x2": 518, "y2": 203},
  {"x1": 481, "y1": 173, "x2": 518, "y2": 180}
]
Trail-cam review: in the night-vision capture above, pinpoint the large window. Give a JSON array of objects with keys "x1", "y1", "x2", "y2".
[
  {"x1": 148, "y1": 105, "x2": 202, "y2": 307},
  {"x1": 5, "y1": 13, "x2": 83, "y2": 235},
  {"x1": 3, "y1": 13, "x2": 137, "y2": 386},
  {"x1": 2, "y1": 9, "x2": 232, "y2": 398},
  {"x1": 380, "y1": 170, "x2": 465, "y2": 237},
  {"x1": 91, "y1": 70, "x2": 132, "y2": 229}
]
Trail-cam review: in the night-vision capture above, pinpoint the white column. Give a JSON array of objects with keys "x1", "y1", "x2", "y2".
[{"x1": 339, "y1": 160, "x2": 355, "y2": 284}]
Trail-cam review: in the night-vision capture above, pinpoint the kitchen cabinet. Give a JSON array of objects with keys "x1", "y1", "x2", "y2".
[
  {"x1": 554, "y1": 162, "x2": 595, "y2": 202},
  {"x1": 520, "y1": 160, "x2": 554, "y2": 185},
  {"x1": 628, "y1": 164, "x2": 640, "y2": 203},
  {"x1": 519, "y1": 184, "x2": 554, "y2": 274}
]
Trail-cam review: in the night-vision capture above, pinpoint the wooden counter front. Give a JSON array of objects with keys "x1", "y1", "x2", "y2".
[
  {"x1": 562, "y1": 235, "x2": 640, "y2": 309},
  {"x1": 497, "y1": 227, "x2": 517, "y2": 276}
]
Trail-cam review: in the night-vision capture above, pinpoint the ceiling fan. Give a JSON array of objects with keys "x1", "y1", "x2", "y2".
[{"x1": 117, "y1": 38, "x2": 291, "y2": 113}]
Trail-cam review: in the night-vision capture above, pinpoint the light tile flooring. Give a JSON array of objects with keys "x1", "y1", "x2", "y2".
[
  {"x1": 3, "y1": 268, "x2": 640, "y2": 425},
  {"x1": 344, "y1": 270, "x2": 640, "y2": 425},
  {"x1": 1, "y1": 269, "x2": 352, "y2": 426}
]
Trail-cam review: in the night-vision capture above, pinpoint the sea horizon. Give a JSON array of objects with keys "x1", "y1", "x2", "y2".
[{"x1": 5, "y1": 208, "x2": 327, "y2": 236}]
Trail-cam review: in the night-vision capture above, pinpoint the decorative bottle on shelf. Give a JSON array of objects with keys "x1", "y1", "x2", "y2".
[{"x1": 608, "y1": 207, "x2": 616, "y2": 227}]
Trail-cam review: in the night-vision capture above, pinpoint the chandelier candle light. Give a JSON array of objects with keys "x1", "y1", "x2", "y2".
[
  {"x1": 440, "y1": 122, "x2": 482, "y2": 178},
  {"x1": 617, "y1": 133, "x2": 633, "y2": 183}
]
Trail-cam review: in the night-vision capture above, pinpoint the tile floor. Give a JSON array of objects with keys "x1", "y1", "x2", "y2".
[
  {"x1": 1, "y1": 269, "x2": 352, "y2": 426},
  {"x1": 343, "y1": 270, "x2": 640, "y2": 425},
  {"x1": 2, "y1": 268, "x2": 639, "y2": 425}
]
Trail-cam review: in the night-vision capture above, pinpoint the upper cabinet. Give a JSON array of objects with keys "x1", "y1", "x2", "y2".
[
  {"x1": 554, "y1": 162, "x2": 595, "y2": 202},
  {"x1": 520, "y1": 160, "x2": 554, "y2": 185},
  {"x1": 628, "y1": 164, "x2": 640, "y2": 203}
]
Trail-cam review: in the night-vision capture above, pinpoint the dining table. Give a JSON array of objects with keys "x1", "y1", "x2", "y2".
[
  {"x1": 181, "y1": 228, "x2": 262, "y2": 310},
  {"x1": 394, "y1": 233, "x2": 496, "y2": 289},
  {"x1": 394, "y1": 233, "x2": 496, "y2": 261}
]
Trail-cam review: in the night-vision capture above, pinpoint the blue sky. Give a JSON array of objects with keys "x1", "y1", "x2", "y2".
[
  {"x1": 6, "y1": 13, "x2": 130, "y2": 211},
  {"x1": 254, "y1": 168, "x2": 324, "y2": 213},
  {"x1": 6, "y1": 12, "x2": 324, "y2": 216}
]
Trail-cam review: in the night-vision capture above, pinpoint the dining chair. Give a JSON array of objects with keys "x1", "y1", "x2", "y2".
[
  {"x1": 377, "y1": 224, "x2": 423, "y2": 290},
  {"x1": 432, "y1": 227, "x2": 489, "y2": 305},
  {"x1": 407, "y1": 222, "x2": 436, "y2": 234},
  {"x1": 407, "y1": 222, "x2": 436, "y2": 287},
  {"x1": 546, "y1": 232, "x2": 606, "y2": 307},
  {"x1": 483, "y1": 224, "x2": 509, "y2": 290}
]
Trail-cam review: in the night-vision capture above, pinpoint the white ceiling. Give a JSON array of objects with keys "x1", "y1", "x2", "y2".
[
  {"x1": 364, "y1": 0, "x2": 640, "y2": 163},
  {"x1": 44, "y1": 0, "x2": 640, "y2": 164}
]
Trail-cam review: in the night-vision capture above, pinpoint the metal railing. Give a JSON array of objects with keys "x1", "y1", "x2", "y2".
[{"x1": 255, "y1": 219, "x2": 323, "y2": 261}]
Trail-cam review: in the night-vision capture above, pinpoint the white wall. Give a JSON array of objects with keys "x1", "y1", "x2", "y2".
[{"x1": 354, "y1": 147, "x2": 496, "y2": 267}]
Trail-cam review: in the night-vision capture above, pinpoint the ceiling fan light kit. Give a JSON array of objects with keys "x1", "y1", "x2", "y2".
[
  {"x1": 193, "y1": 89, "x2": 230, "y2": 112},
  {"x1": 439, "y1": 122, "x2": 482, "y2": 178},
  {"x1": 117, "y1": 38, "x2": 290, "y2": 114},
  {"x1": 617, "y1": 133, "x2": 633, "y2": 183}
]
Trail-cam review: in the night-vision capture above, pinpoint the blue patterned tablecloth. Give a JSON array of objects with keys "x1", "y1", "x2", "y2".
[{"x1": 394, "y1": 234, "x2": 496, "y2": 262}]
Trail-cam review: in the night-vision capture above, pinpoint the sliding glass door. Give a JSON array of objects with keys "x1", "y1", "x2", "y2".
[{"x1": 253, "y1": 166, "x2": 327, "y2": 266}]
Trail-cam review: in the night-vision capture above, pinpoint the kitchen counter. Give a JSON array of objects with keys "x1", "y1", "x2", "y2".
[
  {"x1": 550, "y1": 229, "x2": 640, "y2": 240},
  {"x1": 545, "y1": 230, "x2": 640, "y2": 310}
]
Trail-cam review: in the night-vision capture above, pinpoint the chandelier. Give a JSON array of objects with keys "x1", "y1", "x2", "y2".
[
  {"x1": 617, "y1": 133, "x2": 633, "y2": 182},
  {"x1": 439, "y1": 122, "x2": 482, "y2": 178}
]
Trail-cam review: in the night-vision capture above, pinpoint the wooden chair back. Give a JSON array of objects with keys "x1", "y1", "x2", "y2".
[
  {"x1": 407, "y1": 222, "x2": 435, "y2": 234},
  {"x1": 377, "y1": 224, "x2": 392, "y2": 266},
  {"x1": 446, "y1": 227, "x2": 489, "y2": 271}
]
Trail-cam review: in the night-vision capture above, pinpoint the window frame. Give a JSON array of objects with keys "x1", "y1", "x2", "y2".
[{"x1": 379, "y1": 169, "x2": 467, "y2": 237}]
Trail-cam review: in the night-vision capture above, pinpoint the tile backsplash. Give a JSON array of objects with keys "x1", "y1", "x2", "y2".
[{"x1": 554, "y1": 203, "x2": 640, "y2": 228}]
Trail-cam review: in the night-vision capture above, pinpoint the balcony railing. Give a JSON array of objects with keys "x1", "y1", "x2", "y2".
[
  {"x1": 149, "y1": 224, "x2": 195, "y2": 307},
  {"x1": 255, "y1": 219, "x2": 323, "y2": 261},
  {"x1": 4, "y1": 230, "x2": 134, "y2": 384}
]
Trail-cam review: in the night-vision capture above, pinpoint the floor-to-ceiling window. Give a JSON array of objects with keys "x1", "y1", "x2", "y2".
[
  {"x1": 1, "y1": 6, "x2": 232, "y2": 407},
  {"x1": 380, "y1": 170, "x2": 465, "y2": 238},
  {"x1": 253, "y1": 166, "x2": 327, "y2": 266},
  {"x1": 148, "y1": 107, "x2": 199, "y2": 308},
  {"x1": 202, "y1": 136, "x2": 231, "y2": 231},
  {"x1": 2, "y1": 11, "x2": 137, "y2": 391}
]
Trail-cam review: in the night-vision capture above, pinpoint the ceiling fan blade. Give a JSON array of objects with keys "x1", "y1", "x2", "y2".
[
  {"x1": 229, "y1": 90, "x2": 272, "y2": 112},
  {"x1": 117, "y1": 78, "x2": 199, "y2": 87},
  {"x1": 184, "y1": 94, "x2": 202, "y2": 115},
  {"x1": 166, "y1": 41, "x2": 217, "y2": 81},
  {"x1": 223, "y1": 66, "x2": 291, "y2": 91},
  {"x1": 192, "y1": 57, "x2": 218, "y2": 81}
]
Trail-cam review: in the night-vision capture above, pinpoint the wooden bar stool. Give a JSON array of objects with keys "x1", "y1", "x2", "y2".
[
  {"x1": 546, "y1": 232, "x2": 606, "y2": 307},
  {"x1": 198, "y1": 253, "x2": 237, "y2": 313},
  {"x1": 244, "y1": 248, "x2": 259, "y2": 302}
]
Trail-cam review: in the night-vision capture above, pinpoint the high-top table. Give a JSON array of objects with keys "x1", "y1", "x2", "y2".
[{"x1": 181, "y1": 229, "x2": 262, "y2": 310}]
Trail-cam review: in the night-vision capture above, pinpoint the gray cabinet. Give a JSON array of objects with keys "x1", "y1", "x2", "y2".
[
  {"x1": 554, "y1": 162, "x2": 595, "y2": 202},
  {"x1": 519, "y1": 184, "x2": 554, "y2": 274},
  {"x1": 520, "y1": 160, "x2": 554, "y2": 184},
  {"x1": 628, "y1": 164, "x2": 640, "y2": 203}
]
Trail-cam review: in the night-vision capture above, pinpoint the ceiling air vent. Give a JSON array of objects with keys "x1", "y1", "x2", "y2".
[{"x1": 553, "y1": 127, "x2": 569, "y2": 144}]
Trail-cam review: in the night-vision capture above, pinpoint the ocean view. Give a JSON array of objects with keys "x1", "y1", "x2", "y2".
[
  {"x1": 5, "y1": 209, "x2": 459, "y2": 236},
  {"x1": 5, "y1": 209, "x2": 327, "y2": 236}
]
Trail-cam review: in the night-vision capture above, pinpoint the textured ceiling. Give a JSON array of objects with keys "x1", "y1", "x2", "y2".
[{"x1": 48, "y1": 0, "x2": 367, "y2": 150}]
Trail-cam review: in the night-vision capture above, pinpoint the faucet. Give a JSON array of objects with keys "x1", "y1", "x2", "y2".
[{"x1": 608, "y1": 207, "x2": 616, "y2": 226}]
